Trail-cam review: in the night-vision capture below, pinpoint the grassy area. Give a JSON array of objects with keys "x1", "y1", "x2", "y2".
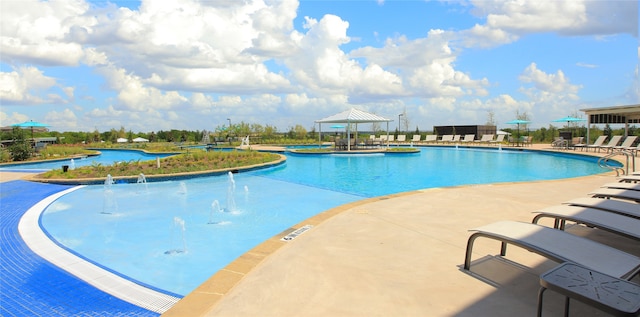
[
  {"x1": 38, "y1": 145, "x2": 97, "y2": 159},
  {"x1": 37, "y1": 150, "x2": 281, "y2": 179},
  {"x1": 0, "y1": 145, "x2": 97, "y2": 163}
]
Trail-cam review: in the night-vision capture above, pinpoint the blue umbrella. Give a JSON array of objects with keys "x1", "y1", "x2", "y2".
[
  {"x1": 330, "y1": 125, "x2": 344, "y2": 139},
  {"x1": 506, "y1": 119, "x2": 531, "y2": 146},
  {"x1": 552, "y1": 116, "x2": 585, "y2": 124},
  {"x1": 11, "y1": 120, "x2": 50, "y2": 139},
  {"x1": 552, "y1": 116, "x2": 585, "y2": 138},
  {"x1": 505, "y1": 119, "x2": 531, "y2": 125},
  {"x1": 11, "y1": 120, "x2": 50, "y2": 128}
]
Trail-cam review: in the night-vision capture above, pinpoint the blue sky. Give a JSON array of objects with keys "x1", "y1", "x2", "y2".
[{"x1": 1, "y1": 0, "x2": 638, "y2": 133}]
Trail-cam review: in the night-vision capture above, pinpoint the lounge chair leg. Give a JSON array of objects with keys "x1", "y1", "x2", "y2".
[
  {"x1": 464, "y1": 233, "x2": 480, "y2": 270},
  {"x1": 500, "y1": 241, "x2": 507, "y2": 256},
  {"x1": 537, "y1": 287, "x2": 547, "y2": 317}
]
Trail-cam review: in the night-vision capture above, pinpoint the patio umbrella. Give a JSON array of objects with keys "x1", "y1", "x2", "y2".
[
  {"x1": 552, "y1": 116, "x2": 585, "y2": 137},
  {"x1": 552, "y1": 116, "x2": 585, "y2": 125},
  {"x1": 330, "y1": 124, "x2": 345, "y2": 140},
  {"x1": 11, "y1": 120, "x2": 50, "y2": 140},
  {"x1": 506, "y1": 119, "x2": 531, "y2": 145}
]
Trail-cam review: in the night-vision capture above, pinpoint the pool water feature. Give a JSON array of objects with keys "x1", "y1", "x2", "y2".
[{"x1": 39, "y1": 147, "x2": 609, "y2": 296}]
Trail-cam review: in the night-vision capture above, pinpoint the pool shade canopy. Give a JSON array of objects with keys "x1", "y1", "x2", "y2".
[{"x1": 316, "y1": 108, "x2": 392, "y2": 151}]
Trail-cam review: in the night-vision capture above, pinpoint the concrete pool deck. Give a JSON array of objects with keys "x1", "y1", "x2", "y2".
[
  {"x1": 2, "y1": 145, "x2": 638, "y2": 316},
  {"x1": 162, "y1": 145, "x2": 640, "y2": 317}
]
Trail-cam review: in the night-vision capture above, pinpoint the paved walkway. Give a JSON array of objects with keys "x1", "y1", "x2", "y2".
[{"x1": 0, "y1": 175, "x2": 160, "y2": 316}]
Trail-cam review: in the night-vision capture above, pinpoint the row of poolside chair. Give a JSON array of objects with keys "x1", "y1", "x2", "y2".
[
  {"x1": 464, "y1": 175, "x2": 640, "y2": 315},
  {"x1": 380, "y1": 134, "x2": 507, "y2": 145},
  {"x1": 574, "y1": 135, "x2": 639, "y2": 154}
]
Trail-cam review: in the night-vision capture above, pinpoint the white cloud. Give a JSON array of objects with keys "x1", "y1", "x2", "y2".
[
  {"x1": 81, "y1": 0, "x2": 296, "y2": 95},
  {"x1": 462, "y1": 0, "x2": 638, "y2": 48},
  {"x1": 0, "y1": 0, "x2": 90, "y2": 66},
  {"x1": 285, "y1": 14, "x2": 406, "y2": 101},
  {"x1": 45, "y1": 108, "x2": 78, "y2": 131},
  {"x1": 518, "y1": 63, "x2": 581, "y2": 95},
  {"x1": 516, "y1": 63, "x2": 583, "y2": 120},
  {"x1": 0, "y1": 0, "x2": 635, "y2": 132},
  {"x1": 0, "y1": 66, "x2": 72, "y2": 105},
  {"x1": 576, "y1": 62, "x2": 598, "y2": 68},
  {"x1": 352, "y1": 30, "x2": 454, "y2": 68},
  {"x1": 97, "y1": 65, "x2": 188, "y2": 111},
  {"x1": 87, "y1": 104, "x2": 123, "y2": 118},
  {"x1": 351, "y1": 29, "x2": 488, "y2": 99},
  {"x1": 478, "y1": 0, "x2": 587, "y2": 33},
  {"x1": 0, "y1": 111, "x2": 29, "y2": 126}
]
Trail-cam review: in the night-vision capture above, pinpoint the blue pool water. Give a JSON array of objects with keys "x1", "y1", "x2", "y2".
[
  {"x1": 0, "y1": 149, "x2": 176, "y2": 171},
  {"x1": 38, "y1": 147, "x2": 607, "y2": 296}
]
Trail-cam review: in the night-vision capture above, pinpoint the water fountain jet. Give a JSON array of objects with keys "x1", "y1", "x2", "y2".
[
  {"x1": 178, "y1": 181, "x2": 187, "y2": 195},
  {"x1": 137, "y1": 173, "x2": 148, "y2": 193},
  {"x1": 226, "y1": 172, "x2": 236, "y2": 212},
  {"x1": 102, "y1": 174, "x2": 117, "y2": 214},
  {"x1": 165, "y1": 217, "x2": 187, "y2": 255},
  {"x1": 208, "y1": 200, "x2": 223, "y2": 224}
]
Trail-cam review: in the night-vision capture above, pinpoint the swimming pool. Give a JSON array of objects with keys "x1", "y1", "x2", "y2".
[{"x1": 39, "y1": 147, "x2": 607, "y2": 296}]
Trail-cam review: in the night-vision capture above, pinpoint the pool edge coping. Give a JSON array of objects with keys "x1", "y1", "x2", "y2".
[{"x1": 18, "y1": 185, "x2": 182, "y2": 314}]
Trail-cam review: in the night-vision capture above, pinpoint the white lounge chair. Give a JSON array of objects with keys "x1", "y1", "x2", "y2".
[
  {"x1": 464, "y1": 221, "x2": 640, "y2": 279},
  {"x1": 575, "y1": 135, "x2": 607, "y2": 152},
  {"x1": 598, "y1": 135, "x2": 623, "y2": 152},
  {"x1": 439, "y1": 135, "x2": 453, "y2": 143},
  {"x1": 532, "y1": 205, "x2": 640, "y2": 241},
  {"x1": 396, "y1": 134, "x2": 406, "y2": 143},
  {"x1": 460, "y1": 134, "x2": 475, "y2": 144},
  {"x1": 613, "y1": 136, "x2": 638, "y2": 151},
  {"x1": 424, "y1": 135, "x2": 437, "y2": 144},
  {"x1": 589, "y1": 188, "x2": 640, "y2": 203},
  {"x1": 618, "y1": 175, "x2": 640, "y2": 183},
  {"x1": 411, "y1": 134, "x2": 421, "y2": 143},
  {"x1": 602, "y1": 182, "x2": 640, "y2": 191},
  {"x1": 564, "y1": 197, "x2": 640, "y2": 219},
  {"x1": 489, "y1": 134, "x2": 505, "y2": 145},
  {"x1": 452, "y1": 135, "x2": 461, "y2": 143},
  {"x1": 475, "y1": 134, "x2": 494, "y2": 145}
]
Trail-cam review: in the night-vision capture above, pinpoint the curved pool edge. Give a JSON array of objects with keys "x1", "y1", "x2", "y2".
[
  {"x1": 162, "y1": 146, "x2": 631, "y2": 316},
  {"x1": 161, "y1": 189, "x2": 424, "y2": 316},
  {"x1": 162, "y1": 171, "x2": 623, "y2": 316},
  {"x1": 18, "y1": 186, "x2": 182, "y2": 314}
]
